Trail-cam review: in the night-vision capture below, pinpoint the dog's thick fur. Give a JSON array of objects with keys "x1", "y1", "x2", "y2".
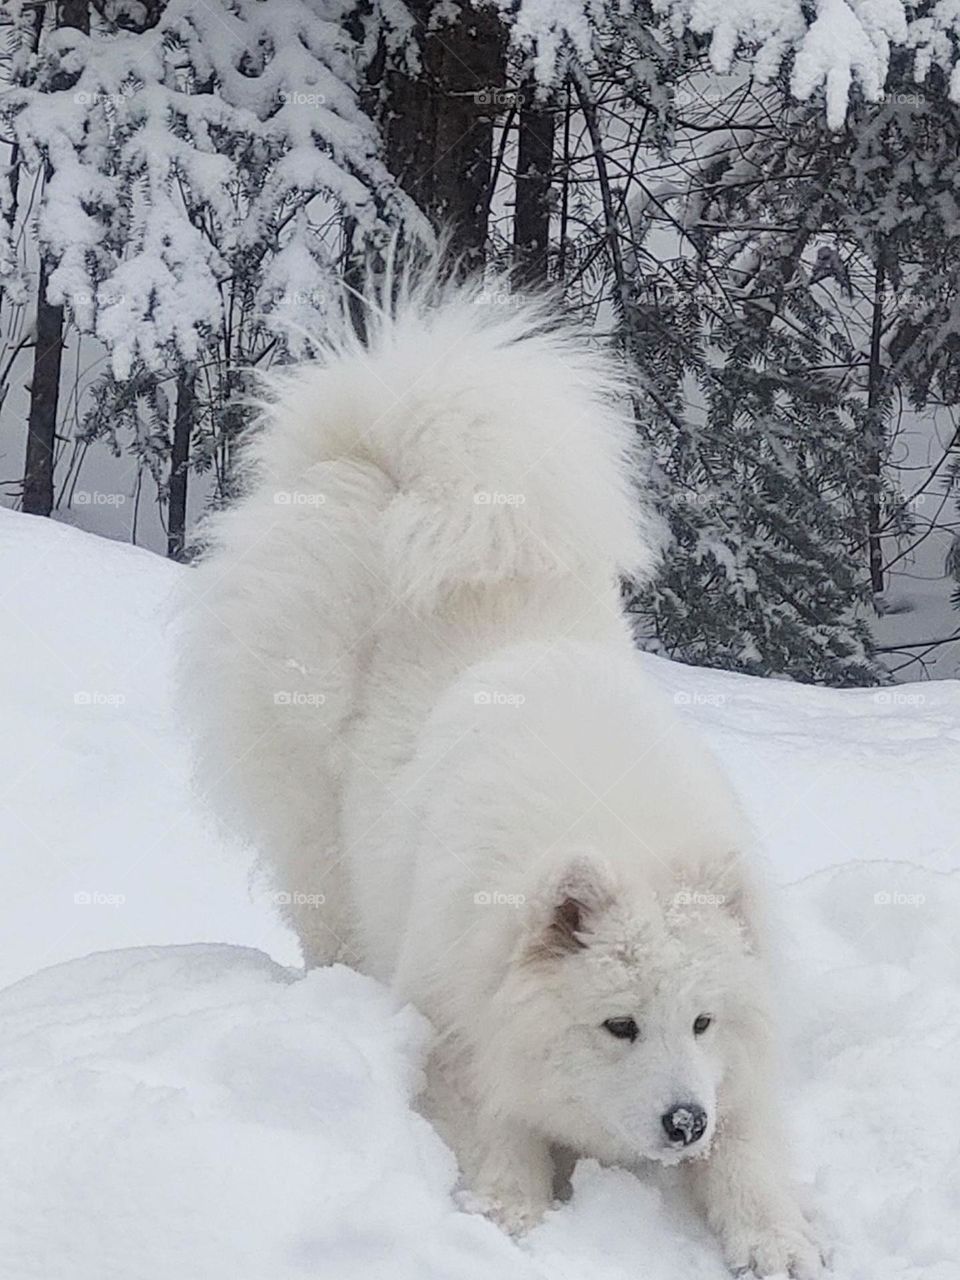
[{"x1": 183, "y1": 272, "x2": 820, "y2": 1277}]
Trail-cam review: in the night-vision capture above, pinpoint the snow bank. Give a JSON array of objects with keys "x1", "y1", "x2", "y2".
[
  {"x1": 644, "y1": 657, "x2": 960, "y2": 880},
  {"x1": 0, "y1": 945, "x2": 518, "y2": 1280},
  {"x1": 0, "y1": 508, "x2": 295, "y2": 993},
  {"x1": 0, "y1": 870, "x2": 956, "y2": 1280},
  {"x1": 0, "y1": 509, "x2": 958, "y2": 1279}
]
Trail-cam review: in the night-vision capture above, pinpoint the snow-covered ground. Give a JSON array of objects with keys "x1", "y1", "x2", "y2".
[{"x1": 0, "y1": 507, "x2": 958, "y2": 1280}]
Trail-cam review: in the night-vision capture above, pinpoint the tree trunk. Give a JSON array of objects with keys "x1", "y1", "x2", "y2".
[
  {"x1": 557, "y1": 81, "x2": 573, "y2": 282},
  {"x1": 58, "y1": 0, "x2": 90, "y2": 29},
  {"x1": 167, "y1": 366, "x2": 196, "y2": 560},
  {"x1": 377, "y1": 0, "x2": 506, "y2": 270},
  {"x1": 22, "y1": 253, "x2": 65, "y2": 516},
  {"x1": 866, "y1": 256, "x2": 886, "y2": 595},
  {"x1": 514, "y1": 78, "x2": 555, "y2": 285},
  {"x1": 21, "y1": 0, "x2": 90, "y2": 517}
]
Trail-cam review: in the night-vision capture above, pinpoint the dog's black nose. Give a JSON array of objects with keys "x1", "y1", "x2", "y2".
[{"x1": 661, "y1": 1102, "x2": 707, "y2": 1146}]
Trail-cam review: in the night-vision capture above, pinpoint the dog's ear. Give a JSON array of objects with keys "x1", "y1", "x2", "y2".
[
  {"x1": 676, "y1": 851, "x2": 764, "y2": 953},
  {"x1": 529, "y1": 852, "x2": 618, "y2": 958},
  {"x1": 715, "y1": 851, "x2": 763, "y2": 940}
]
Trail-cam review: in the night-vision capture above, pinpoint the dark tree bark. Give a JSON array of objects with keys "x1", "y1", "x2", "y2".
[
  {"x1": 21, "y1": 0, "x2": 89, "y2": 517},
  {"x1": 866, "y1": 256, "x2": 887, "y2": 595},
  {"x1": 58, "y1": 0, "x2": 90, "y2": 30},
  {"x1": 167, "y1": 366, "x2": 196, "y2": 560},
  {"x1": 377, "y1": 0, "x2": 507, "y2": 270},
  {"x1": 514, "y1": 79, "x2": 555, "y2": 285},
  {"x1": 22, "y1": 253, "x2": 66, "y2": 516}
]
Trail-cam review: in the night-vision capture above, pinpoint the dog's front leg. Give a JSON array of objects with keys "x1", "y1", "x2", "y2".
[
  {"x1": 687, "y1": 1108, "x2": 821, "y2": 1280},
  {"x1": 464, "y1": 1114, "x2": 554, "y2": 1236},
  {"x1": 421, "y1": 1046, "x2": 553, "y2": 1236}
]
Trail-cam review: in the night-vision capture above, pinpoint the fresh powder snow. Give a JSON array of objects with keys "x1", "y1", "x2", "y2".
[{"x1": 0, "y1": 506, "x2": 957, "y2": 1280}]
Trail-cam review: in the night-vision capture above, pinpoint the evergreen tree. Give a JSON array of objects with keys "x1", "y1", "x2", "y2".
[
  {"x1": 2, "y1": 0, "x2": 418, "y2": 533},
  {"x1": 4, "y1": 0, "x2": 960, "y2": 672},
  {"x1": 621, "y1": 240, "x2": 882, "y2": 684}
]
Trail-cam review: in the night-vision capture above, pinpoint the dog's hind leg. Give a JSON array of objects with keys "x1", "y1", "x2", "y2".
[
  {"x1": 281, "y1": 856, "x2": 355, "y2": 969},
  {"x1": 267, "y1": 827, "x2": 358, "y2": 969}
]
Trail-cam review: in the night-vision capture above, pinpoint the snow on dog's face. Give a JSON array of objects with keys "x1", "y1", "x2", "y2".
[{"x1": 485, "y1": 852, "x2": 764, "y2": 1167}]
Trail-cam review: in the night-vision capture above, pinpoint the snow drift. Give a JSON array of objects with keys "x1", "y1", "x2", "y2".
[{"x1": 0, "y1": 508, "x2": 957, "y2": 1279}]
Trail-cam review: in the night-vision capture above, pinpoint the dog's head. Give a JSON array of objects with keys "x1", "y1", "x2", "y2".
[{"x1": 481, "y1": 850, "x2": 767, "y2": 1166}]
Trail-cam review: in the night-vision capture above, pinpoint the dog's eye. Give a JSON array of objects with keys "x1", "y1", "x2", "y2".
[
  {"x1": 602, "y1": 1017, "x2": 638, "y2": 1042},
  {"x1": 693, "y1": 1014, "x2": 712, "y2": 1035}
]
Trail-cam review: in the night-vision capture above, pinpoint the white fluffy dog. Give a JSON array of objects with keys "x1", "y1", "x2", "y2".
[{"x1": 183, "y1": 268, "x2": 821, "y2": 1277}]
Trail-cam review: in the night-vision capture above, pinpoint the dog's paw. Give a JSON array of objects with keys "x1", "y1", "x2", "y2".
[
  {"x1": 457, "y1": 1186, "x2": 549, "y2": 1236},
  {"x1": 456, "y1": 1133, "x2": 554, "y2": 1237},
  {"x1": 721, "y1": 1215, "x2": 824, "y2": 1279}
]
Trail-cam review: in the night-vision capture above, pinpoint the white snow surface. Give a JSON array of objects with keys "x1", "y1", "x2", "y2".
[{"x1": 0, "y1": 506, "x2": 958, "y2": 1280}]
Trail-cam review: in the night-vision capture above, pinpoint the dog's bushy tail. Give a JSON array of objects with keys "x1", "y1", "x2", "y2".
[
  {"x1": 180, "y1": 260, "x2": 658, "y2": 958},
  {"x1": 244, "y1": 265, "x2": 657, "y2": 608}
]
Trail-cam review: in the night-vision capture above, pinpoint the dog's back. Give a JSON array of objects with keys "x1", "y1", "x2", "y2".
[{"x1": 181, "y1": 268, "x2": 658, "y2": 967}]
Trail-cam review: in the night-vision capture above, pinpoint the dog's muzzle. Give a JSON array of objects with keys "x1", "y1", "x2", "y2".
[{"x1": 661, "y1": 1102, "x2": 707, "y2": 1147}]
